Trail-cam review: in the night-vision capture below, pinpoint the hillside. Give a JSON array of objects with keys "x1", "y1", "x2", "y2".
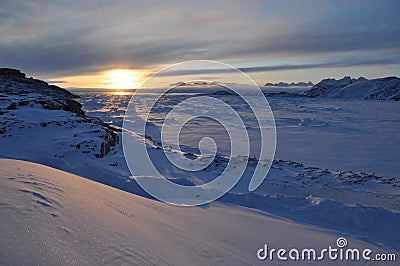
[
  {"x1": 303, "y1": 76, "x2": 400, "y2": 100},
  {"x1": 0, "y1": 68, "x2": 125, "y2": 177}
]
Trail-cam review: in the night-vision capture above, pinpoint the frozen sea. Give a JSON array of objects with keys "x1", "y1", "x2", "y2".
[
  {"x1": 74, "y1": 88, "x2": 400, "y2": 179},
  {"x1": 1, "y1": 84, "x2": 399, "y2": 256}
]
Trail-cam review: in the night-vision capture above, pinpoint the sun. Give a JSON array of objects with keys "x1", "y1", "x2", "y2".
[{"x1": 103, "y1": 69, "x2": 142, "y2": 90}]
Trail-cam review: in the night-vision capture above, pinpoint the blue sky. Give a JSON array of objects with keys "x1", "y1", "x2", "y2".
[{"x1": 1, "y1": 0, "x2": 399, "y2": 86}]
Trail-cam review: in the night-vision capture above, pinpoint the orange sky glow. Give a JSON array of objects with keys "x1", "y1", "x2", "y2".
[{"x1": 51, "y1": 69, "x2": 149, "y2": 89}]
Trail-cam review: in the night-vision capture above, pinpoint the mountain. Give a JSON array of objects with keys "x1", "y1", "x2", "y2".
[
  {"x1": 170, "y1": 81, "x2": 218, "y2": 86},
  {"x1": 264, "y1": 81, "x2": 313, "y2": 87},
  {"x1": 303, "y1": 76, "x2": 400, "y2": 100}
]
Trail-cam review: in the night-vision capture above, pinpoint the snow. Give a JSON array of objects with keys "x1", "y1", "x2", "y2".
[
  {"x1": 304, "y1": 76, "x2": 400, "y2": 100},
  {"x1": 106, "y1": 92, "x2": 400, "y2": 178},
  {"x1": 77, "y1": 91, "x2": 400, "y2": 249},
  {"x1": 0, "y1": 158, "x2": 394, "y2": 265},
  {"x1": 269, "y1": 97, "x2": 400, "y2": 178},
  {"x1": 1, "y1": 71, "x2": 400, "y2": 264}
]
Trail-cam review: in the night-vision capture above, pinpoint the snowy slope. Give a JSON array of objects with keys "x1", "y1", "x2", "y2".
[
  {"x1": 0, "y1": 69, "x2": 127, "y2": 184},
  {"x1": 0, "y1": 159, "x2": 394, "y2": 265},
  {"x1": 304, "y1": 76, "x2": 400, "y2": 100}
]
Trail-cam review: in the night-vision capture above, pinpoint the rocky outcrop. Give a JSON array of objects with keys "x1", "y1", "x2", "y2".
[
  {"x1": 0, "y1": 68, "x2": 81, "y2": 113},
  {"x1": 0, "y1": 68, "x2": 26, "y2": 78},
  {"x1": 0, "y1": 68, "x2": 118, "y2": 158}
]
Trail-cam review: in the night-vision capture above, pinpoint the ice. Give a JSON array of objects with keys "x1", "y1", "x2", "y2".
[{"x1": 77, "y1": 91, "x2": 400, "y2": 178}]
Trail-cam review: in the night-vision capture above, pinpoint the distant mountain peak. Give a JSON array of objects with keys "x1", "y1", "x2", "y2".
[
  {"x1": 264, "y1": 81, "x2": 313, "y2": 87},
  {"x1": 170, "y1": 81, "x2": 218, "y2": 87}
]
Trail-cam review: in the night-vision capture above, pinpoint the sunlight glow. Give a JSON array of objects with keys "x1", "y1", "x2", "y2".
[
  {"x1": 48, "y1": 68, "x2": 147, "y2": 89},
  {"x1": 110, "y1": 91, "x2": 135, "y2": 96},
  {"x1": 103, "y1": 69, "x2": 142, "y2": 90}
]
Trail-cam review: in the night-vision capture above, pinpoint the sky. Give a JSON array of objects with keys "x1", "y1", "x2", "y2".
[{"x1": 1, "y1": 0, "x2": 399, "y2": 88}]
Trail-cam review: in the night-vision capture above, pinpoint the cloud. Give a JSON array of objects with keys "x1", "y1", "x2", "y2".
[
  {"x1": 0, "y1": 0, "x2": 399, "y2": 78},
  {"x1": 47, "y1": 80, "x2": 67, "y2": 84},
  {"x1": 156, "y1": 55, "x2": 400, "y2": 77}
]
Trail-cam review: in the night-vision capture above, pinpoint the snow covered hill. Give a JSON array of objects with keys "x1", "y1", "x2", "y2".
[
  {"x1": 303, "y1": 76, "x2": 400, "y2": 100},
  {"x1": 0, "y1": 68, "x2": 127, "y2": 181},
  {"x1": 0, "y1": 159, "x2": 394, "y2": 265}
]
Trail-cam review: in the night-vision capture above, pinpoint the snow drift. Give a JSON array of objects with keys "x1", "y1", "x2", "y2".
[{"x1": 2, "y1": 158, "x2": 385, "y2": 265}]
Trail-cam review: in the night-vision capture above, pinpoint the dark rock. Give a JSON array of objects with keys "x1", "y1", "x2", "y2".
[
  {"x1": 212, "y1": 90, "x2": 234, "y2": 96},
  {"x1": 18, "y1": 100, "x2": 30, "y2": 106},
  {"x1": 62, "y1": 100, "x2": 85, "y2": 116},
  {"x1": 0, "y1": 68, "x2": 26, "y2": 78},
  {"x1": 6, "y1": 102, "x2": 17, "y2": 110},
  {"x1": 390, "y1": 94, "x2": 400, "y2": 101}
]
